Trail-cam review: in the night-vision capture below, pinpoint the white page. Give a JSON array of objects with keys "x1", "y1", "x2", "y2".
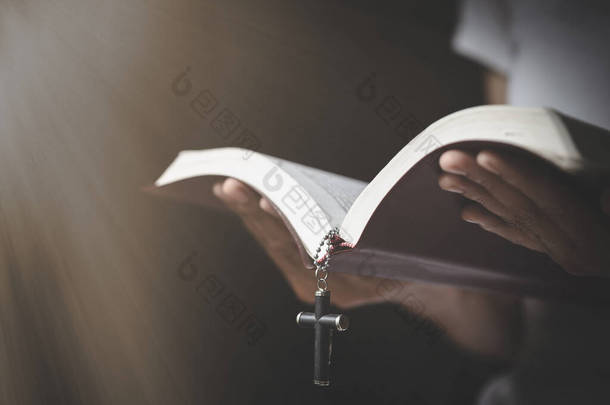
[
  {"x1": 154, "y1": 148, "x2": 365, "y2": 256},
  {"x1": 277, "y1": 160, "x2": 366, "y2": 231},
  {"x1": 340, "y1": 106, "x2": 584, "y2": 244}
]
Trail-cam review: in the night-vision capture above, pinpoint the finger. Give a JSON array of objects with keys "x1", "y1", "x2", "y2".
[
  {"x1": 476, "y1": 150, "x2": 577, "y2": 216},
  {"x1": 438, "y1": 173, "x2": 510, "y2": 219},
  {"x1": 441, "y1": 150, "x2": 531, "y2": 206},
  {"x1": 213, "y1": 179, "x2": 288, "y2": 242},
  {"x1": 213, "y1": 179, "x2": 321, "y2": 301},
  {"x1": 439, "y1": 150, "x2": 570, "y2": 255},
  {"x1": 259, "y1": 197, "x2": 281, "y2": 218},
  {"x1": 213, "y1": 178, "x2": 261, "y2": 215},
  {"x1": 439, "y1": 151, "x2": 540, "y2": 222},
  {"x1": 477, "y1": 150, "x2": 605, "y2": 248},
  {"x1": 461, "y1": 204, "x2": 546, "y2": 253}
]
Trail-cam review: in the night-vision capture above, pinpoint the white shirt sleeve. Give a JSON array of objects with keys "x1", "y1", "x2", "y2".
[{"x1": 452, "y1": 0, "x2": 514, "y2": 74}]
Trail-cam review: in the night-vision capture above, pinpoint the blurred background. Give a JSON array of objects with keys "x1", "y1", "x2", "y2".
[{"x1": 0, "y1": 0, "x2": 504, "y2": 403}]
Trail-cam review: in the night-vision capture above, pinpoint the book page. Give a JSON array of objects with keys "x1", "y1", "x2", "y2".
[
  {"x1": 276, "y1": 160, "x2": 366, "y2": 233},
  {"x1": 153, "y1": 148, "x2": 366, "y2": 256},
  {"x1": 340, "y1": 106, "x2": 603, "y2": 244}
]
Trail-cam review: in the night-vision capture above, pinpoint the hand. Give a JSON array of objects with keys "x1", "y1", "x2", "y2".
[
  {"x1": 438, "y1": 149, "x2": 610, "y2": 277},
  {"x1": 212, "y1": 178, "x2": 393, "y2": 309},
  {"x1": 214, "y1": 178, "x2": 522, "y2": 357}
]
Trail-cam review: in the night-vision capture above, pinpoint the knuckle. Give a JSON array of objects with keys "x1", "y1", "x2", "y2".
[
  {"x1": 505, "y1": 199, "x2": 539, "y2": 229},
  {"x1": 440, "y1": 174, "x2": 465, "y2": 189},
  {"x1": 463, "y1": 189, "x2": 486, "y2": 205},
  {"x1": 474, "y1": 175, "x2": 492, "y2": 190},
  {"x1": 461, "y1": 204, "x2": 480, "y2": 218},
  {"x1": 508, "y1": 209, "x2": 536, "y2": 231},
  {"x1": 478, "y1": 219, "x2": 499, "y2": 231}
]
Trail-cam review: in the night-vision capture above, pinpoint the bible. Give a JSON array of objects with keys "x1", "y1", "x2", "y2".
[{"x1": 150, "y1": 105, "x2": 610, "y2": 304}]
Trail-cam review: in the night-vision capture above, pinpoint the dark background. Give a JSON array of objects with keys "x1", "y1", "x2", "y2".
[{"x1": 0, "y1": 0, "x2": 504, "y2": 403}]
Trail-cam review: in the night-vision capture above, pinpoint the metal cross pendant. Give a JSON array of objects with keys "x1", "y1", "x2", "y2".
[{"x1": 296, "y1": 290, "x2": 349, "y2": 386}]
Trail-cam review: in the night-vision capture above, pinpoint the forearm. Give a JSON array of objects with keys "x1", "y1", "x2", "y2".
[
  {"x1": 391, "y1": 282, "x2": 522, "y2": 360},
  {"x1": 484, "y1": 69, "x2": 507, "y2": 104}
]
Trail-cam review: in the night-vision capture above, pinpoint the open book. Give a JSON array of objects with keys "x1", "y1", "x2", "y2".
[{"x1": 151, "y1": 106, "x2": 610, "y2": 304}]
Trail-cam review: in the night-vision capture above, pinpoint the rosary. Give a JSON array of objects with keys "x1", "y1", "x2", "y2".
[{"x1": 296, "y1": 227, "x2": 350, "y2": 386}]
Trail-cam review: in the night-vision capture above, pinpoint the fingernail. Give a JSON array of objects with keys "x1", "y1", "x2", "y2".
[
  {"x1": 212, "y1": 182, "x2": 223, "y2": 197},
  {"x1": 223, "y1": 179, "x2": 250, "y2": 204},
  {"x1": 478, "y1": 153, "x2": 500, "y2": 175},
  {"x1": 463, "y1": 218, "x2": 479, "y2": 224},
  {"x1": 260, "y1": 197, "x2": 280, "y2": 217},
  {"x1": 441, "y1": 186, "x2": 464, "y2": 194},
  {"x1": 443, "y1": 168, "x2": 467, "y2": 176},
  {"x1": 439, "y1": 151, "x2": 468, "y2": 175}
]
